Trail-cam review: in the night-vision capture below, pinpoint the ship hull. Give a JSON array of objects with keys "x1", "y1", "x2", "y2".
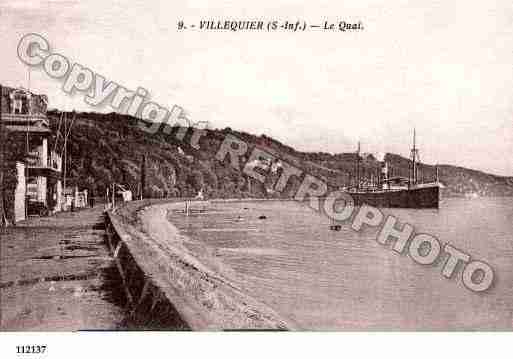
[{"x1": 347, "y1": 185, "x2": 439, "y2": 209}]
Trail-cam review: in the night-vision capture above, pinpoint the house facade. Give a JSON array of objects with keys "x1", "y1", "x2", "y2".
[{"x1": 1, "y1": 85, "x2": 63, "y2": 222}]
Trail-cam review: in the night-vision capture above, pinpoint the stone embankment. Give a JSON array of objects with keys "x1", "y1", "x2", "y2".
[
  {"x1": 107, "y1": 200, "x2": 294, "y2": 330},
  {"x1": 0, "y1": 200, "x2": 293, "y2": 330}
]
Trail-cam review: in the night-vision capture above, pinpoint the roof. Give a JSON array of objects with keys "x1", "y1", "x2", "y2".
[
  {"x1": 5, "y1": 125, "x2": 51, "y2": 133},
  {"x1": 1, "y1": 85, "x2": 48, "y2": 100}
]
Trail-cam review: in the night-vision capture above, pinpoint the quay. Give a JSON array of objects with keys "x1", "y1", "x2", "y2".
[
  {"x1": 1, "y1": 200, "x2": 293, "y2": 331},
  {"x1": 0, "y1": 206, "x2": 125, "y2": 330}
]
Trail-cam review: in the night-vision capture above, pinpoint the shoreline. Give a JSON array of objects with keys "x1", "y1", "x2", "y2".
[{"x1": 110, "y1": 200, "x2": 297, "y2": 330}]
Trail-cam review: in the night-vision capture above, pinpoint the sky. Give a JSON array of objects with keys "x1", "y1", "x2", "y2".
[{"x1": 1, "y1": 0, "x2": 512, "y2": 176}]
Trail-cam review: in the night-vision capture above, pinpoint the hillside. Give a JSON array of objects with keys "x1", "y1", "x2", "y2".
[{"x1": 46, "y1": 110, "x2": 513, "y2": 199}]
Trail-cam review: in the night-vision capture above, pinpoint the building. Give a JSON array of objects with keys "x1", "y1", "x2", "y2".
[{"x1": 1, "y1": 85, "x2": 63, "y2": 222}]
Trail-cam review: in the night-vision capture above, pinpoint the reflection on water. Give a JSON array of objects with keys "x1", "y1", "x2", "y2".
[{"x1": 169, "y1": 198, "x2": 513, "y2": 330}]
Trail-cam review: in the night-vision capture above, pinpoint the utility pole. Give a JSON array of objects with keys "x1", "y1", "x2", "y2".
[
  {"x1": 24, "y1": 69, "x2": 32, "y2": 220},
  {"x1": 140, "y1": 154, "x2": 146, "y2": 200},
  {"x1": 63, "y1": 113, "x2": 67, "y2": 193},
  {"x1": 62, "y1": 111, "x2": 76, "y2": 199},
  {"x1": 111, "y1": 183, "x2": 115, "y2": 208}
]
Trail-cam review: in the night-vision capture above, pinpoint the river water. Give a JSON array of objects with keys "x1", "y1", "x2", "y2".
[{"x1": 168, "y1": 197, "x2": 513, "y2": 330}]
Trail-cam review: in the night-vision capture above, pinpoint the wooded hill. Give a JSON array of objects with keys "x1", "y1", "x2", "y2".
[{"x1": 45, "y1": 110, "x2": 513, "y2": 199}]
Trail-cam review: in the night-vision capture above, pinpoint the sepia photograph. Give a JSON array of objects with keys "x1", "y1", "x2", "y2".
[{"x1": 0, "y1": 0, "x2": 512, "y2": 358}]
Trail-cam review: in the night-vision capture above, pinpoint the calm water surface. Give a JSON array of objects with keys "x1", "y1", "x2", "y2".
[{"x1": 169, "y1": 198, "x2": 513, "y2": 330}]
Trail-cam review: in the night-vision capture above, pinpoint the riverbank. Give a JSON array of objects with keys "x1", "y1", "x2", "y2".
[
  {"x1": 0, "y1": 199, "x2": 295, "y2": 331},
  {"x1": 117, "y1": 201, "x2": 295, "y2": 330},
  {"x1": 3, "y1": 197, "x2": 512, "y2": 330}
]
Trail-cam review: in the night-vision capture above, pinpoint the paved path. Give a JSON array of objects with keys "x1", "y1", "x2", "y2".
[{"x1": 0, "y1": 206, "x2": 126, "y2": 331}]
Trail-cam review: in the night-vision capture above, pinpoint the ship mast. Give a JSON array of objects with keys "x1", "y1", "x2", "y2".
[
  {"x1": 355, "y1": 141, "x2": 360, "y2": 190},
  {"x1": 410, "y1": 129, "x2": 419, "y2": 185}
]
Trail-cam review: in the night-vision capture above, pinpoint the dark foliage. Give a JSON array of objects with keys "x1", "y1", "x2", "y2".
[{"x1": 26, "y1": 110, "x2": 513, "y2": 201}]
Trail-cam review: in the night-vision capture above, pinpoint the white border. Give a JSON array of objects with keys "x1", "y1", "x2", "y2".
[{"x1": 0, "y1": 332, "x2": 510, "y2": 359}]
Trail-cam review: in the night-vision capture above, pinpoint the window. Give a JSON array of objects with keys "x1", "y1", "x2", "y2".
[{"x1": 11, "y1": 91, "x2": 30, "y2": 114}]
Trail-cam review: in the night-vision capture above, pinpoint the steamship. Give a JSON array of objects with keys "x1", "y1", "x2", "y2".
[{"x1": 346, "y1": 130, "x2": 441, "y2": 209}]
